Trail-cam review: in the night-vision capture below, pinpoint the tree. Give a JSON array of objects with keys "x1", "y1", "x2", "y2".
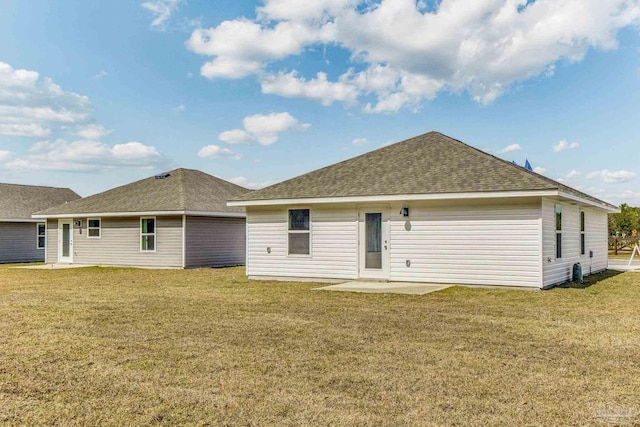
[{"x1": 608, "y1": 203, "x2": 640, "y2": 236}]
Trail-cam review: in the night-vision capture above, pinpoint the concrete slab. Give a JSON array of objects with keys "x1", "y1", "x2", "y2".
[
  {"x1": 11, "y1": 264, "x2": 95, "y2": 270},
  {"x1": 608, "y1": 259, "x2": 640, "y2": 272},
  {"x1": 315, "y1": 281, "x2": 451, "y2": 295}
]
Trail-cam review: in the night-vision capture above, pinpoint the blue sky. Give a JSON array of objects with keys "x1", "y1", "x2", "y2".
[{"x1": 0, "y1": 0, "x2": 639, "y2": 204}]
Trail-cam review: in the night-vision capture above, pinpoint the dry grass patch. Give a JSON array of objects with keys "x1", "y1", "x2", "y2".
[{"x1": 0, "y1": 266, "x2": 639, "y2": 426}]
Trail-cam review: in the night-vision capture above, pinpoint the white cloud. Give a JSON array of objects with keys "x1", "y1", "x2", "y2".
[
  {"x1": 76, "y1": 124, "x2": 110, "y2": 140},
  {"x1": 607, "y1": 190, "x2": 640, "y2": 200},
  {"x1": 587, "y1": 169, "x2": 636, "y2": 183},
  {"x1": 197, "y1": 144, "x2": 241, "y2": 160},
  {"x1": 0, "y1": 62, "x2": 89, "y2": 137},
  {"x1": 94, "y1": 70, "x2": 109, "y2": 79},
  {"x1": 142, "y1": 0, "x2": 181, "y2": 30},
  {"x1": 0, "y1": 150, "x2": 12, "y2": 161},
  {"x1": 261, "y1": 71, "x2": 359, "y2": 106},
  {"x1": 566, "y1": 170, "x2": 581, "y2": 179},
  {"x1": 174, "y1": 104, "x2": 185, "y2": 113},
  {"x1": 219, "y1": 112, "x2": 310, "y2": 146},
  {"x1": 228, "y1": 176, "x2": 273, "y2": 189},
  {"x1": 533, "y1": 166, "x2": 546, "y2": 175},
  {"x1": 499, "y1": 143, "x2": 521, "y2": 153},
  {"x1": 352, "y1": 137, "x2": 367, "y2": 146},
  {"x1": 187, "y1": 0, "x2": 640, "y2": 111},
  {"x1": 553, "y1": 139, "x2": 579, "y2": 152},
  {"x1": 3, "y1": 139, "x2": 165, "y2": 171}
]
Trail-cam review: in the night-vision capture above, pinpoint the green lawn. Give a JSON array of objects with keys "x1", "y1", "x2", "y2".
[{"x1": 1, "y1": 266, "x2": 639, "y2": 426}]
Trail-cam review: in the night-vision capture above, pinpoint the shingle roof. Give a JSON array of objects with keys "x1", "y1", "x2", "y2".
[
  {"x1": 36, "y1": 168, "x2": 250, "y2": 216},
  {"x1": 233, "y1": 131, "x2": 616, "y2": 209},
  {"x1": 0, "y1": 184, "x2": 80, "y2": 220}
]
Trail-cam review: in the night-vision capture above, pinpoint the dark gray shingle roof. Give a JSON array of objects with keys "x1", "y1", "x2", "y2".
[
  {"x1": 233, "y1": 131, "x2": 616, "y2": 209},
  {"x1": 0, "y1": 184, "x2": 80, "y2": 220},
  {"x1": 36, "y1": 168, "x2": 250, "y2": 216}
]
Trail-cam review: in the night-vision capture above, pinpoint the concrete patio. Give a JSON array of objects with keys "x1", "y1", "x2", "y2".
[{"x1": 314, "y1": 281, "x2": 451, "y2": 295}]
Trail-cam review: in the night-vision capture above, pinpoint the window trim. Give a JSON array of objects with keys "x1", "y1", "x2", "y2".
[
  {"x1": 36, "y1": 222, "x2": 46, "y2": 250},
  {"x1": 87, "y1": 217, "x2": 102, "y2": 239},
  {"x1": 580, "y1": 209, "x2": 586, "y2": 256},
  {"x1": 555, "y1": 204, "x2": 562, "y2": 259},
  {"x1": 140, "y1": 216, "x2": 157, "y2": 253},
  {"x1": 287, "y1": 208, "x2": 311, "y2": 257}
]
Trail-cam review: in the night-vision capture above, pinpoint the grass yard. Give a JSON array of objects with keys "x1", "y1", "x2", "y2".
[{"x1": 1, "y1": 266, "x2": 639, "y2": 426}]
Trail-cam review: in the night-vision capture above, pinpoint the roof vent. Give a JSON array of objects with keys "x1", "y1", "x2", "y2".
[{"x1": 155, "y1": 173, "x2": 171, "y2": 180}]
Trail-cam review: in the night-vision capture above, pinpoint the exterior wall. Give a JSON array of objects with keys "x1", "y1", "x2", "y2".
[
  {"x1": 542, "y1": 198, "x2": 608, "y2": 287},
  {"x1": 246, "y1": 206, "x2": 359, "y2": 280},
  {"x1": 47, "y1": 216, "x2": 183, "y2": 268},
  {"x1": 184, "y1": 216, "x2": 246, "y2": 268},
  {"x1": 0, "y1": 221, "x2": 45, "y2": 263},
  {"x1": 388, "y1": 200, "x2": 543, "y2": 287},
  {"x1": 46, "y1": 219, "x2": 58, "y2": 263}
]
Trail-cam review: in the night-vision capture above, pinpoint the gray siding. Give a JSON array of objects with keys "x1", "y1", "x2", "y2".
[
  {"x1": 0, "y1": 222, "x2": 45, "y2": 263},
  {"x1": 49, "y1": 216, "x2": 183, "y2": 268},
  {"x1": 46, "y1": 219, "x2": 58, "y2": 264},
  {"x1": 185, "y1": 216, "x2": 246, "y2": 268}
]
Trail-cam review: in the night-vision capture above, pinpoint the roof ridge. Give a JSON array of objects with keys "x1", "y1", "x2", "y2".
[{"x1": 0, "y1": 182, "x2": 74, "y2": 191}]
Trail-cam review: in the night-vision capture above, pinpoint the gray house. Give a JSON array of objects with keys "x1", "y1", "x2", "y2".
[
  {"x1": 0, "y1": 183, "x2": 80, "y2": 264},
  {"x1": 33, "y1": 168, "x2": 249, "y2": 268}
]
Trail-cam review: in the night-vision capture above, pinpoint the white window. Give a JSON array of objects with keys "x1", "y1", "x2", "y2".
[
  {"x1": 87, "y1": 218, "x2": 101, "y2": 238},
  {"x1": 580, "y1": 210, "x2": 586, "y2": 256},
  {"x1": 37, "y1": 223, "x2": 46, "y2": 249},
  {"x1": 555, "y1": 204, "x2": 562, "y2": 259},
  {"x1": 141, "y1": 217, "x2": 156, "y2": 252},
  {"x1": 288, "y1": 209, "x2": 310, "y2": 255}
]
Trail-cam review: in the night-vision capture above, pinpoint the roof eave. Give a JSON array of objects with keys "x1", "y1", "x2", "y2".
[
  {"x1": 557, "y1": 191, "x2": 620, "y2": 213},
  {"x1": 227, "y1": 189, "x2": 561, "y2": 207},
  {"x1": 32, "y1": 210, "x2": 246, "y2": 219}
]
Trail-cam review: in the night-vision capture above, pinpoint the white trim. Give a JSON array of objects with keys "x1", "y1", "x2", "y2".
[
  {"x1": 555, "y1": 204, "x2": 562, "y2": 260},
  {"x1": 0, "y1": 218, "x2": 41, "y2": 223},
  {"x1": 181, "y1": 214, "x2": 186, "y2": 268},
  {"x1": 358, "y1": 208, "x2": 390, "y2": 280},
  {"x1": 228, "y1": 190, "x2": 560, "y2": 207},
  {"x1": 87, "y1": 217, "x2": 101, "y2": 239},
  {"x1": 140, "y1": 216, "x2": 157, "y2": 253},
  {"x1": 32, "y1": 210, "x2": 246, "y2": 219},
  {"x1": 579, "y1": 209, "x2": 586, "y2": 257},
  {"x1": 229, "y1": 189, "x2": 619, "y2": 212},
  {"x1": 36, "y1": 222, "x2": 46, "y2": 250}
]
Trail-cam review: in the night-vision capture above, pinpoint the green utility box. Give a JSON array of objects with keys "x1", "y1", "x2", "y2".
[{"x1": 572, "y1": 263, "x2": 583, "y2": 284}]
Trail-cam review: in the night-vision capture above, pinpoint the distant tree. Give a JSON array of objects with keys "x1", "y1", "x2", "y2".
[{"x1": 608, "y1": 203, "x2": 640, "y2": 236}]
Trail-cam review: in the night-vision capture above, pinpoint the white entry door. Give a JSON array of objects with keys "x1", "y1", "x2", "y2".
[
  {"x1": 358, "y1": 209, "x2": 389, "y2": 279},
  {"x1": 58, "y1": 220, "x2": 73, "y2": 263}
]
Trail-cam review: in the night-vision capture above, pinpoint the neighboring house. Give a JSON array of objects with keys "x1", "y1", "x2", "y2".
[
  {"x1": 229, "y1": 131, "x2": 619, "y2": 289},
  {"x1": 33, "y1": 168, "x2": 249, "y2": 268},
  {"x1": 0, "y1": 183, "x2": 80, "y2": 264}
]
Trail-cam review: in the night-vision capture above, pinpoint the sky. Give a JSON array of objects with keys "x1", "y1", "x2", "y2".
[{"x1": 0, "y1": 0, "x2": 639, "y2": 205}]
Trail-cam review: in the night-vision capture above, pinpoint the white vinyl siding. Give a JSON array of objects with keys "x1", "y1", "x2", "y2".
[
  {"x1": 184, "y1": 216, "x2": 246, "y2": 268},
  {"x1": 67, "y1": 216, "x2": 182, "y2": 267},
  {"x1": 388, "y1": 201, "x2": 542, "y2": 288},
  {"x1": 0, "y1": 222, "x2": 46, "y2": 263},
  {"x1": 542, "y1": 198, "x2": 608, "y2": 287},
  {"x1": 246, "y1": 206, "x2": 358, "y2": 280}
]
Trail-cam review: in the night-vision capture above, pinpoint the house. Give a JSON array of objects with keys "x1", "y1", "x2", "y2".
[
  {"x1": 228, "y1": 131, "x2": 619, "y2": 289},
  {"x1": 0, "y1": 183, "x2": 80, "y2": 264},
  {"x1": 33, "y1": 168, "x2": 249, "y2": 268}
]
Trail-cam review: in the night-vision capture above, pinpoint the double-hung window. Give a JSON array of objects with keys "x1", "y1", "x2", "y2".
[
  {"x1": 37, "y1": 223, "x2": 46, "y2": 249},
  {"x1": 141, "y1": 217, "x2": 156, "y2": 252},
  {"x1": 88, "y1": 218, "x2": 101, "y2": 238},
  {"x1": 580, "y1": 210, "x2": 586, "y2": 256},
  {"x1": 555, "y1": 205, "x2": 562, "y2": 259},
  {"x1": 288, "y1": 209, "x2": 310, "y2": 255}
]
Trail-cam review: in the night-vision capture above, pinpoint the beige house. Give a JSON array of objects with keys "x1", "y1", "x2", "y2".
[
  {"x1": 229, "y1": 132, "x2": 619, "y2": 288},
  {"x1": 0, "y1": 183, "x2": 79, "y2": 264},
  {"x1": 33, "y1": 168, "x2": 249, "y2": 268}
]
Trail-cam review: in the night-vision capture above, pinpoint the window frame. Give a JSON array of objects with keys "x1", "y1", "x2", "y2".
[
  {"x1": 555, "y1": 204, "x2": 562, "y2": 259},
  {"x1": 36, "y1": 222, "x2": 46, "y2": 250},
  {"x1": 87, "y1": 218, "x2": 102, "y2": 239},
  {"x1": 140, "y1": 216, "x2": 157, "y2": 253},
  {"x1": 287, "y1": 208, "x2": 311, "y2": 257},
  {"x1": 580, "y1": 210, "x2": 586, "y2": 256}
]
